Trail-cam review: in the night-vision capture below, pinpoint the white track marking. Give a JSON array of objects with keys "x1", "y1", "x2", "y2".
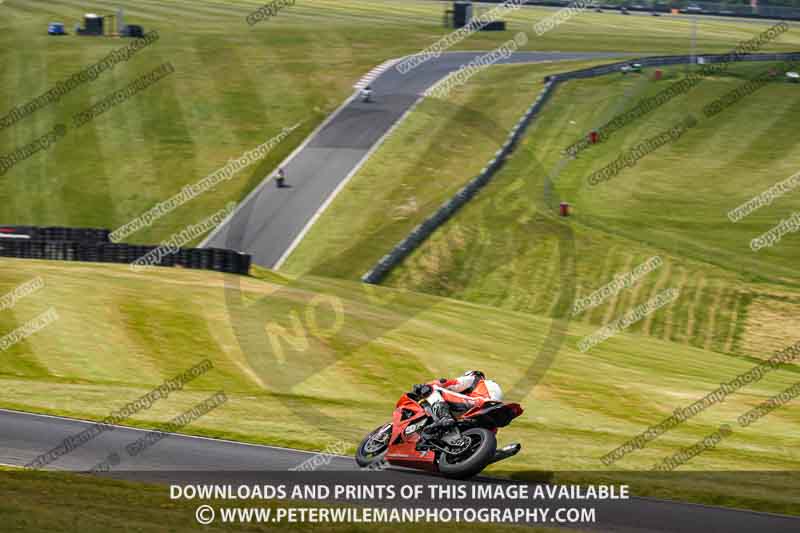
[
  {"x1": 273, "y1": 93, "x2": 425, "y2": 270},
  {"x1": 199, "y1": 95, "x2": 356, "y2": 249},
  {"x1": 353, "y1": 58, "x2": 400, "y2": 90},
  {"x1": 200, "y1": 59, "x2": 402, "y2": 251}
]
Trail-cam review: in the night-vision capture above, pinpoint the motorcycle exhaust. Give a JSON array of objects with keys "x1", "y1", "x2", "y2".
[{"x1": 489, "y1": 443, "x2": 521, "y2": 464}]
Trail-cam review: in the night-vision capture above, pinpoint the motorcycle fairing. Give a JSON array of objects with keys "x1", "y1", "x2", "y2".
[{"x1": 384, "y1": 394, "x2": 437, "y2": 469}]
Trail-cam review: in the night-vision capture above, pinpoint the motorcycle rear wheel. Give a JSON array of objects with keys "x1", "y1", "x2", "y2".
[
  {"x1": 355, "y1": 423, "x2": 392, "y2": 468},
  {"x1": 437, "y1": 428, "x2": 497, "y2": 479}
]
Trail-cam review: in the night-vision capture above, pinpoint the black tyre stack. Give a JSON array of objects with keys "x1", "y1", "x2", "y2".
[{"x1": 0, "y1": 225, "x2": 251, "y2": 275}]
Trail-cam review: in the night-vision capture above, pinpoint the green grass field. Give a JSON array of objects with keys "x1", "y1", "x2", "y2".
[
  {"x1": 3, "y1": 0, "x2": 800, "y2": 521},
  {"x1": 282, "y1": 57, "x2": 800, "y2": 363},
  {"x1": 280, "y1": 59, "x2": 617, "y2": 278},
  {"x1": 276, "y1": 56, "x2": 800, "y2": 514},
  {"x1": 381, "y1": 61, "x2": 800, "y2": 360},
  {"x1": 1, "y1": 258, "x2": 799, "y2": 513},
  {"x1": 2, "y1": 0, "x2": 799, "y2": 245}
]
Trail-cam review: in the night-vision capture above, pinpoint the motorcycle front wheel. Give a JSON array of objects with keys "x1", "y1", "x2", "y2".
[
  {"x1": 438, "y1": 428, "x2": 497, "y2": 479},
  {"x1": 355, "y1": 423, "x2": 392, "y2": 468}
]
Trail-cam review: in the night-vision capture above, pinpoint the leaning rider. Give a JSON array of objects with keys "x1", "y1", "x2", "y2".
[
  {"x1": 361, "y1": 84, "x2": 373, "y2": 102},
  {"x1": 411, "y1": 370, "x2": 503, "y2": 432}
]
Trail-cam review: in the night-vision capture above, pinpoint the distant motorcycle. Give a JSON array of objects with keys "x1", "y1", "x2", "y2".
[
  {"x1": 360, "y1": 87, "x2": 373, "y2": 103},
  {"x1": 355, "y1": 391, "x2": 523, "y2": 479}
]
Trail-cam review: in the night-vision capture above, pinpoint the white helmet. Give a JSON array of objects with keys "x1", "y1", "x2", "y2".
[{"x1": 484, "y1": 379, "x2": 503, "y2": 401}]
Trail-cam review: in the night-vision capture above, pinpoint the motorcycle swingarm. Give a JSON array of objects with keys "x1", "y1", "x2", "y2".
[{"x1": 415, "y1": 436, "x2": 471, "y2": 456}]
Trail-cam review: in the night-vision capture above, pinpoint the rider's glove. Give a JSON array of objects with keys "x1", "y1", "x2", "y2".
[{"x1": 411, "y1": 383, "x2": 432, "y2": 398}]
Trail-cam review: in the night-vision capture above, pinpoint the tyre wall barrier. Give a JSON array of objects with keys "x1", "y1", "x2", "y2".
[
  {"x1": 0, "y1": 225, "x2": 111, "y2": 243},
  {"x1": 361, "y1": 79, "x2": 556, "y2": 284},
  {"x1": 549, "y1": 52, "x2": 800, "y2": 83},
  {"x1": 361, "y1": 52, "x2": 800, "y2": 285},
  {"x1": 0, "y1": 227, "x2": 251, "y2": 275},
  {"x1": 435, "y1": 1, "x2": 800, "y2": 22}
]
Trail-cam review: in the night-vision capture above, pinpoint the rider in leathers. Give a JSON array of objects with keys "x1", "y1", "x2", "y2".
[{"x1": 411, "y1": 370, "x2": 503, "y2": 432}]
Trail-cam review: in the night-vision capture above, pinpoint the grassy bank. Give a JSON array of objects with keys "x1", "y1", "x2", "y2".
[
  {"x1": 1, "y1": 0, "x2": 798, "y2": 245},
  {"x1": 0, "y1": 258, "x2": 798, "y2": 513},
  {"x1": 378, "y1": 61, "x2": 800, "y2": 360},
  {"x1": 3, "y1": 0, "x2": 800, "y2": 518},
  {"x1": 280, "y1": 59, "x2": 615, "y2": 278}
]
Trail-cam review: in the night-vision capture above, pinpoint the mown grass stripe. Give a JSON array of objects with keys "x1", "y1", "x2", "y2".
[{"x1": 686, "y1": 273, "x2": 706, "y2": 347}]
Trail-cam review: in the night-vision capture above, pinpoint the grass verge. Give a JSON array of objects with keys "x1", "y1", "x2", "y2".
[{"x1": 0, "y1": 258, "x2": 798, "y2": 513}]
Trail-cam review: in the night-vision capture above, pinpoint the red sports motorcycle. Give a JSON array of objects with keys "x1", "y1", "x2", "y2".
[{"x1": 355, "y1": 391, "x2": 524, "y2": 479}]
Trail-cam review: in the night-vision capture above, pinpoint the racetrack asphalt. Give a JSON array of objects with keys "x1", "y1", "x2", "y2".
[
  {"x1": 200, "y1": 51, "x2": 628, "y2": 268},
  {"x1": 2, "y1": 408, "x2": 798, "y2": 533}
]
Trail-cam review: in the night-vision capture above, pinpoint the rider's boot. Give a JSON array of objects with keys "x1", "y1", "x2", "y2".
[
  {"x1": 421, "y1": 402, "x2": 462, "y2": 446},
  {"x1": 427, "y1": 401, "x2": 456, "y2": 431}
]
